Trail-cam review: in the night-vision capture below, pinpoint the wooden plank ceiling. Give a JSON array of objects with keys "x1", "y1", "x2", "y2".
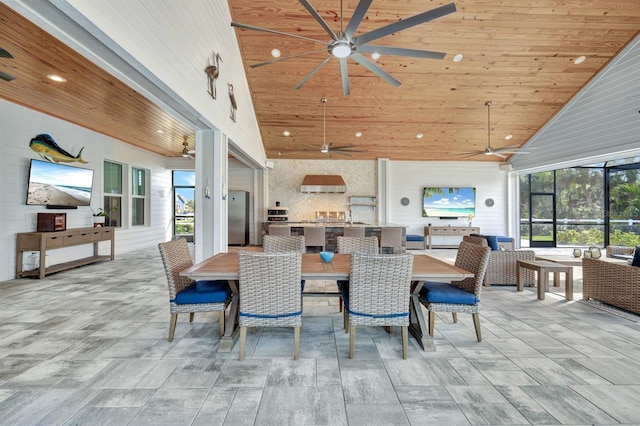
[{"x1": 1, "y1": 1, "x2": 639, "y2": 162}]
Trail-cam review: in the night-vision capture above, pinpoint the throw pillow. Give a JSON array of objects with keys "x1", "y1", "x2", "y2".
[
  {"x1": 632, "y1": 246, "x2": 640, "y2": 267},
  {"x1": 485, "y1": 235, "x2": 499, "y2": 251}
]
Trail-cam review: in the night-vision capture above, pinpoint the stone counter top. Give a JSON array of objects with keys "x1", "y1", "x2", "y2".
[{"x1": 266, "y1": 222, "x2": 407, "y2": 228}]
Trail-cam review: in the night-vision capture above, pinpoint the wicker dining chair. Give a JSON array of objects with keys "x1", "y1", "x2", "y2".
[
  {"x1": 158, "y1": 238, "x2": 232, "y2": 342},
  {"x1": 337, "y1": 236, "x2": 379, "y2": 319},
  {"x1": 343, "y1": 252, "x2": 414, "y2": 359},
  {"x1": 263, "y1": 235, "x2": 305, "y2": 253},
  {"x1": 380, "y1": 227, "x2": 404, "y2": 254},
  {"x1": 418, "y1": 241, "x2": 491, "y2": 342},
  {"x1": 237, "y1": 251, "x2": 303, "y2": 360}
]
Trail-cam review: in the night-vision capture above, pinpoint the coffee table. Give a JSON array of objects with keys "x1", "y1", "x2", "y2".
[{"x1": 517, "y1": 259, "x2": 573, "y2": 300}]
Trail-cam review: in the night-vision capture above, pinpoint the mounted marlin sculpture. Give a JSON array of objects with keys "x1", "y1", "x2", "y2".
[{"x1": 29, "y1": 134, "x2": 88, "y2": 163}]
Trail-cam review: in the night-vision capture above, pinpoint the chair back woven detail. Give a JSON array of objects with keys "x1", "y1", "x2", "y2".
[
  {"x1": 337, "y1": 236, "x2": 379, "y2": 254},
  {"x1": 380, "y1": 227, "x2": 403, "y2": 253},
  {"x1": 348, "y1": 253, "x2": 413, "y2": 327},
  {"x1": 158, "y1": 238, "x2": 195, "y2": 300},
  {"x1": 343, "y1": 227, "x2": 365, "y2": 238},
  {"x1": 268, "y1": 225, "x2": 291, "y2": 236},
  {"x1": 263, "y1": 235, "x2": 305, "y2": 253},
  {"x1": 238, "y1": 251, "x2": 303, "y2": 327},
  {"x1": 452, "y1": 241, "x2": 491, "y2": 296}
]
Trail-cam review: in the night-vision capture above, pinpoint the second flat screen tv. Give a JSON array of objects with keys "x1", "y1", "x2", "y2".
[
  {"x1": 422, "y1": 186, "x2": 476, "y2": 218},
  {"x1": 26, "y1": 159, "x2": 94, "y2": 207}
]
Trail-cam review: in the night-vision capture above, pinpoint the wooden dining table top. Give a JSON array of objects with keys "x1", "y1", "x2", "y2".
[{"x1": 181, "y1": 252, "x2": 473, "y2": 282}]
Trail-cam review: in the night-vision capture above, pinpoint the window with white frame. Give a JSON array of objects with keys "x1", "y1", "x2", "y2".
[
  {"x1": 103, "y1": 160, "x2": 123, "y2": 227},
  {"x1": 132, "y1": 167, "x2": 148, "y2": 226}
]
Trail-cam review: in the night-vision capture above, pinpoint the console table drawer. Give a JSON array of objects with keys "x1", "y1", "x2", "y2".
[
  {"x1": 63, "y1": 232, "x2": 92, "y2": 246},
  {"x1": 45, "y1": 235, "x2": 64, "y2": 249},
  {"x1": 89, "y1": 230, "x2": 104, "y2": 242}
]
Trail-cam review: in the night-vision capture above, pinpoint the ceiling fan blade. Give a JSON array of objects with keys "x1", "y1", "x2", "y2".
[
  {"x1": 333, "y1": 151, "x2": 353, "y2": 157},
  {"x1": 231, "y1": 22, "x2": 328, "y2": 45},
  {"x1": 357, "y1": 44, "x2": 446, "y2": 60},
  {"x1": 250, "y1": 50, "x2": 327, "y2": 68},
  {"x1": 294, "y1": 55, "x2": 332, "y2": 90},
  {"x1": 334, "y1": 148, "x2": 363, "y2": 153},
  {"x1": 350, "y1": 53, "x2": 401, "y2": 87},
  {"x1": 330, "y1": 144, "x2": 358, "y2": 149},
  {"x1": 487, "y1": 151, "x2": 507, "y2": 159},
  {"x1": 0, "y1": 71, "x2": 16, "y2": 81},
  {"x1": 0, "y1": 48, "x2": 14, "y2": 59},
  {"x1": 339, "y1": 58, "x2": 350, "y2": 96},
  {"x1": 344, "y1": 0, "x2": 374, "y2": 39},
  {"x1": 298, "y1": 0, "x2": 339, "y2": 40},
  {"x1": 353, "y1": 2, "x2": 457, "y2": 46}
]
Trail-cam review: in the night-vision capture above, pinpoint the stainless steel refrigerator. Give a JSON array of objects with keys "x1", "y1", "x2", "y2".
[{"x1": 228, "y1": 190, "x2": 249, "y2": 246}]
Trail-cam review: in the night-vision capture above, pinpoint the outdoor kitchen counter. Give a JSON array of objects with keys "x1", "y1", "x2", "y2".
[{"x1": 261, "y1": 222, "x2": 407, "y2": 252}]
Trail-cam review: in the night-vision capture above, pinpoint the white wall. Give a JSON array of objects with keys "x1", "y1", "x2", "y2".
[
  {"x1": 1, "y1": 99, "x2": 173, "y2": 283},
  {"x1": 388, "y1": 161, "x2": 510, "y2": 242}
]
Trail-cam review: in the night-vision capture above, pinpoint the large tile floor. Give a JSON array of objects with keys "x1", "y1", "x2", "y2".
[{"x1": 2, "y1": 246, "x2": 640, "y2": 425}]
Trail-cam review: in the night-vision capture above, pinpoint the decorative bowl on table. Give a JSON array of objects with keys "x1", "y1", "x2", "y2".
[{"x1": 319, "y1": 251, "x2": 334, "y2": 263}]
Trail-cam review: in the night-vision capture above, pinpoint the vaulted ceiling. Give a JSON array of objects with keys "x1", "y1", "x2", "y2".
[{"x1": 1, "y1": 1, "x2": 639, "y2": 163}]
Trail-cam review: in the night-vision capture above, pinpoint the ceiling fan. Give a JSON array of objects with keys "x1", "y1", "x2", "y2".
[
  {"x1": 181, "y1": 136, "x2": 195, "y2": 159},
  {"x1": 467, "y1": 101, "x2": 532, "y2": 159},
  {"x1": 0, "y1": 47, "x2": 17, "y2": 82},
  {"x1": 231, "y1": 1, "x2": 456, "y2": 96},
  {"x1": 284, "y1": 98, "x2": 363, "y2": 157}
]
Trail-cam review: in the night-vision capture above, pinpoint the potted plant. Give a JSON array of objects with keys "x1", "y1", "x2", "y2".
[{"x1": 91, "y1": 208, "x2": 108, "y2": 227}]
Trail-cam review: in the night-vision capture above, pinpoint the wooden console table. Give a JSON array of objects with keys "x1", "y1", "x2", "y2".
[
  {"x1": 16, "y1": 227, "x2": 115, "y2": 279},
  {"x1": 424, "y1": 226, "x2": 480, "y2": 249}
]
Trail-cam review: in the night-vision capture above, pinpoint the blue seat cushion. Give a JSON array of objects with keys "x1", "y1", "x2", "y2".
[
  {"x1": 407, "y1": 234, "x2": 424, "y2": 242},
  {"x1": 419, "y1": 281, "x2": 478, "y2": 305},
  {"x1": 632, "y1": 246, "x2": 640, "y2": 267},
  {"x1": 484, "y1": 235, "x2": 500, "y2": 251},
  {"x1": 173, "y1": 280, "x2": 231, "y2": 304},
  {"x1": 496, "y1": 236, "x2": 513, "y2": 243}
]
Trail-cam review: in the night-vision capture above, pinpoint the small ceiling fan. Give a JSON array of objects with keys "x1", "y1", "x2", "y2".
[
  {"x1": 181, "y1": 136, "x2": 195, "y2": 159},
  {"x1": 231, "y1": 1, "x2": 456, "y2": 96},
  {"x1": 284, "y1": 98, "x2": 363, "y2": 157},
  {"x1": 0, "y1": 47, "x2": 17, "y2": 82},
  {"x1": 467, "y1": 101, "x2": 532, "y2": 159}
]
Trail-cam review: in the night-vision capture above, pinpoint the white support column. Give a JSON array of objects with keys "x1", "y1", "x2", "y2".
[
  {"x1": 194, "y1": 129, "x2": 228, "y2": 262},
  {"x1": 377, "y1": 158, "x2": 390, "y2": 224}
]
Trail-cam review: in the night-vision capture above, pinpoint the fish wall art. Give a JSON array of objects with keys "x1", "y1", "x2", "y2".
[{"x1": 29, "y1": 134, "x2": 88, "y2": 163}]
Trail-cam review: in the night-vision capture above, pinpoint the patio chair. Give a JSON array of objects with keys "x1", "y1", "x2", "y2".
[
  {"x1": 343, "y1": 252, "x2": 413, "y2": 359},
  {"x1": 380, "y1": 227, "x2": 403, "y2": 253},
  {"x1": 237, "y1": 251, "x2": 303, "y2": 360},
  {"x1": 418, "y1": 241, "x2": 490, "y2": 342},
  {"x1": 462, "y1": 235, "x2": 535, "y2": 286},
  {"x1": 263, "y1": 235, "x2": 305, "y2": 253},
  {"x1": 304, "y1": 226, "x2": 326, "y2": 252},
  {"x1": 158, "y1": 238, "x2": 231, "y2": 342},
  {"x1": 343, "y1": 227, "x2": 365, "y2": 238},
  {"x1": 337, "y1": 236, "x2": 379, "y2": 321},
  {"x1": 268, "y1": 225, "x2": 291, "y2": 236}
]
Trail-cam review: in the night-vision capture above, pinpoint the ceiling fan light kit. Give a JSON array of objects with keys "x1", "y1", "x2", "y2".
[{"x1": 231, "y1": 1, "x2": 457, "y2": 96}]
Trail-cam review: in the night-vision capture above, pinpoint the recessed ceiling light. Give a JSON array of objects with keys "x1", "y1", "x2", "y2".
[
  {"x1": 156, "y1": 129, "x2": 164, "y2": 134},
  {"x1": 282, "y1": 130, "x2": 290, "y2": 136},
  {"x1": 416, "y1": 133, "x2": 424, "y2": 139},
  {"x1": 271, "y1": 48, "x2": 281, "y2": 58},
  {"x1": 452, "y1": 53, "x2": 463, "y2": 63},
  {"x1": 46, "y1": 74, "x2": 67, "y2": 82},
  {"x1": 355, "y1": 131, "x2": 362, "y2": 137},
  {"x1": 371, "y1": 52, "x2": 381, "y2": 60},
  {"x1": 574, "y1": 56, "x2": 586, "y2": 64},
  {"x1": 505, "y1": 134, "x2": 512, "y2": 140}
]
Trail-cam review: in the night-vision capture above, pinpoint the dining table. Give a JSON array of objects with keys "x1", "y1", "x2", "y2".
[{"x1": 181, "y1": 252, "x2": 473, "y2": 352}]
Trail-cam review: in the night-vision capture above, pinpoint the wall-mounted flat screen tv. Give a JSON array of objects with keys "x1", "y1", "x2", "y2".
[
  {"x1": 422, "y1": 186, "x2": 476, "y2": 218},
  {"x1": 26, "y1": 159, "x2": 94, "y2": 208}
]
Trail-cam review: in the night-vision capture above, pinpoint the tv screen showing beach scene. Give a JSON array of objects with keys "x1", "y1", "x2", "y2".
[
  {"x1": 422, "y1": 186, "x2": 476, "y2": 218},
  {"x1": 26, "y1": 159, "x2": 94, "y2": 207}
]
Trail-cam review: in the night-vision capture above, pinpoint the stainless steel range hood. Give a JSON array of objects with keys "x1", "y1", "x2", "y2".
[{"x1": 300, "y1": 175, "x2": 347, "y2": 193}]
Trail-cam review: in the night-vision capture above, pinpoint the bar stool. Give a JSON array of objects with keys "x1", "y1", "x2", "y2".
[
  {"x1": 380, "y1": 227, "x2": 403, "y2": 254},
  {"x1": 343, "y1": 227, "x2": 365, "y2": 238},
  {"x1": 268, "y1": 225, "x2": 291, "y2": 236},
  {"x1": 304, "y1": 226, "x2": 325, "y2": 252}
]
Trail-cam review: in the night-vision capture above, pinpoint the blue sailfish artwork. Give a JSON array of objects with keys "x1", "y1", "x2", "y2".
[{"x1": 29, "y1": 134, "x2": 88, "y2": 164}]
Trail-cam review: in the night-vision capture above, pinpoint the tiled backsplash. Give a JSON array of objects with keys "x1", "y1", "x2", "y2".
[{"x1": 268, "y1": 159, "x2": 377, "y2": 223}]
